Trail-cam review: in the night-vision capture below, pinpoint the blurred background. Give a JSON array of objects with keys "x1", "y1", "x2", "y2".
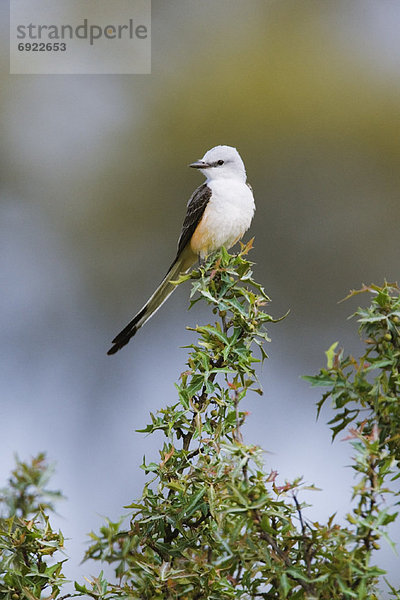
[{"x1": 1, "y1": 0, "x2": 400, "y2": 592}]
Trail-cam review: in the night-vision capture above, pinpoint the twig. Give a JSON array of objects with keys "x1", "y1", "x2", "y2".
[
  {"x1": 258, "y1": 530, "x2": 316, "y2": 595},
  {"x1": 232, "y1": 389, "x2": 243, "y2": 443},
  {"x1": 293, "y1": 493, "x2": 313, "y2": 580},
  {"x1": 253, "y1": 506, "x2": 316, "y2": 596},
  {"x1": 182, "y1": 359, "x2": 223, "y2": 452}
]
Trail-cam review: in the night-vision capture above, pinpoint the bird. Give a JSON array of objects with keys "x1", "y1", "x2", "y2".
[{"x1": 107, "y1": 145, "x2": 255, "y2": 355}]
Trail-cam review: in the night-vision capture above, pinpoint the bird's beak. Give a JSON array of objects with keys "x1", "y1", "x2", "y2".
[{"x1": 189, "y1": 160, "x2": 210, "y2": 169}]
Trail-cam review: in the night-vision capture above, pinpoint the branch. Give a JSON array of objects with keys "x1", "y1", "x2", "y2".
[{"x1": 254, "y1": 505, "x2": 316, "y2": 597}]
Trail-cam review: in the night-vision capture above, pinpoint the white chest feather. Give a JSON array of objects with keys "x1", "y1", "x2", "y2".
[{"x1": 190, "y1": 178, "x2": 255, "y2": 258}]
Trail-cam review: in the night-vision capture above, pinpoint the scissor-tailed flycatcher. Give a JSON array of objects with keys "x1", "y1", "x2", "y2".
[{"x1": 107, "y1": 145, "x2": 255, "y2": 355}]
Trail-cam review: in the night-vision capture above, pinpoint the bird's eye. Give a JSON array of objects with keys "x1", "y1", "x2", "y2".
[{"x1": 217, "y1": 159, "x2": 224, "y2": 166}]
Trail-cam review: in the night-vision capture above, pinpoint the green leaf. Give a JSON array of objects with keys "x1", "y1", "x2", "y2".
[
  {"x1": 325, "y1": 341, "x2": 339, "y2": 369},
  {"x1": 302, "y1": 373, "x2": 333, "y2": 387},
  {"x1": 183, "y1": 487, "x2": 207, "y2": 519},
  {"x1": 279, "y1": 573, "x2": 291, "y2": 596}
]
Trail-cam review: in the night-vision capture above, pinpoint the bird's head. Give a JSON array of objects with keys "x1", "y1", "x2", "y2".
[{"x1": 189, "y1": 145, "x2": 246, "y2": 181}]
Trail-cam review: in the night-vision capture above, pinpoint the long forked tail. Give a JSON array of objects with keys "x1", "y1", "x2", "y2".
[{"x1": 107, "y1": 246, "x2": 196, "y2": 355}]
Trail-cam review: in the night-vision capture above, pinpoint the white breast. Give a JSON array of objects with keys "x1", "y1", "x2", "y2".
[{"x1": 190, "y1": 179, "x2": 255, "y2": 259}]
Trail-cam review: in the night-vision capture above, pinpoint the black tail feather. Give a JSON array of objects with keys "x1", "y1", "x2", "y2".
[
  {"x1": 107, "y1": 306, "x2": 147, "y2": 355},
  {"x1": 106, "y1": 247, "x2": 197, "y2": 356},
  {"x1": 107, "y1": 328, "x2": 137, "y2": 355}
]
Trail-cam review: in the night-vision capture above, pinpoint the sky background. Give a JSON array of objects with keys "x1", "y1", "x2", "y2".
[{"x1": 1, "y1": 0, "x2": 400, "y2": 594}]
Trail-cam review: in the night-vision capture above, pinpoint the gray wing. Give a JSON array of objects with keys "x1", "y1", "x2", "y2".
[{"x1": 176, "y1": 183, "x2": 212, "y2": 257}]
